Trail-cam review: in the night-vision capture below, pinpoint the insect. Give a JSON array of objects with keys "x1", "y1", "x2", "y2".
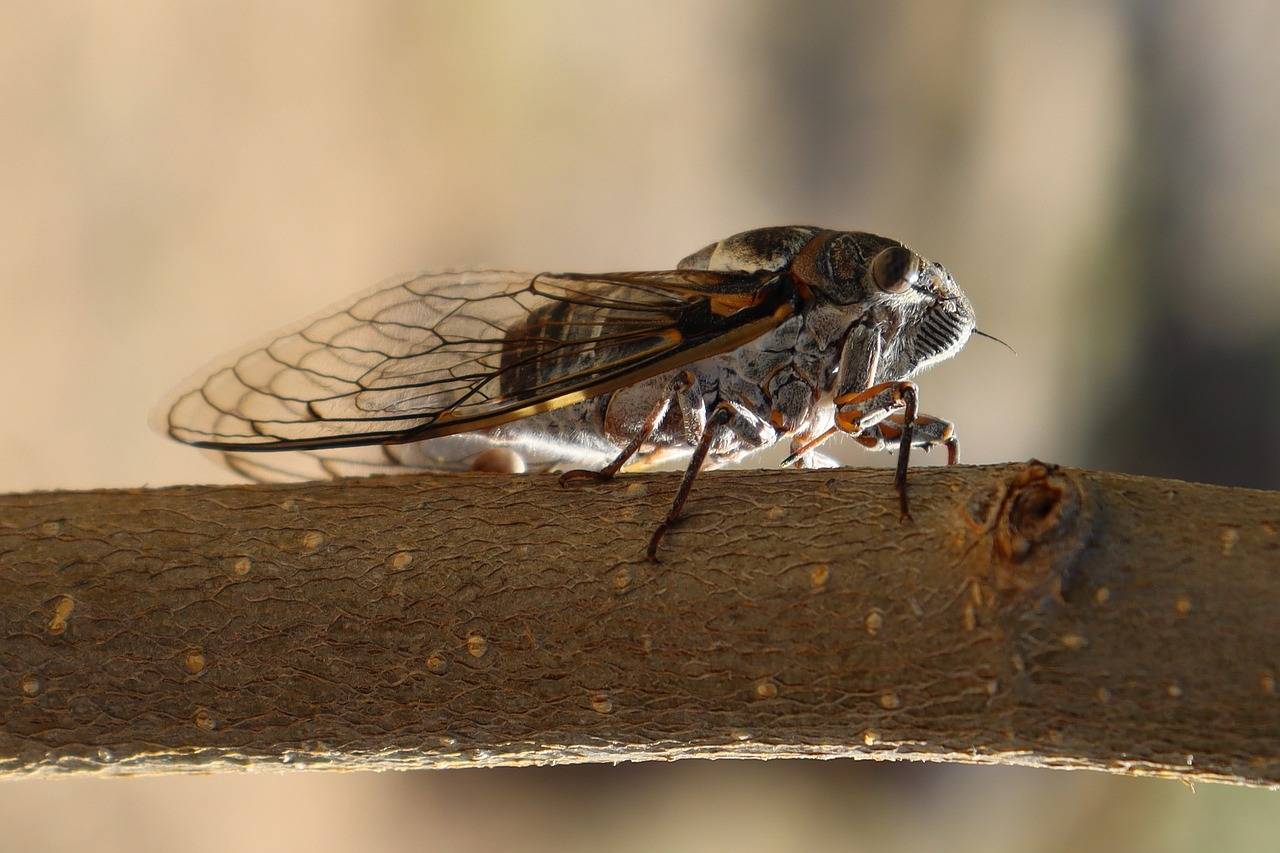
[{"x1": 162, "y1": 226, "x2": 977, "y2": 559}]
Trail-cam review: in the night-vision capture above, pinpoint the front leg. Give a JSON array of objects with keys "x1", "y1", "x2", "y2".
[{"x1": 855, "y1": 411, "x2": 960, "y2": 465}]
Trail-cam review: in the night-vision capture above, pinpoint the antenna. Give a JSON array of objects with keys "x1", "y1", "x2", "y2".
[{"x1": 973, "y1": 328, "x2": 1016, "y2": 355}]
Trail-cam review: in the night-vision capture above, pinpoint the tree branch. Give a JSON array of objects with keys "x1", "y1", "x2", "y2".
[{"x1": 1, "y1": 462, "x2": 1277, "y2": 784}]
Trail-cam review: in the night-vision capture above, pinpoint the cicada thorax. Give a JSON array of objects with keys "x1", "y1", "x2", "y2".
[
  {"x1": 675, "y1": 227, "x2": 895, "y2": 387},
  {"x1": 677, "y1": 225, "x2": 823, "y2": 274}
]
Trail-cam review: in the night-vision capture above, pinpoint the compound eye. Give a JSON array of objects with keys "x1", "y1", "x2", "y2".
[{"x1": 869, "y1": 246, "x2": 920, "y2": 294}]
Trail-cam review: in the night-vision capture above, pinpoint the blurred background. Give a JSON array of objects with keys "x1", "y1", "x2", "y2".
[{"x1": 2, "y1": 1, "x2": 1277, "y2": 850}]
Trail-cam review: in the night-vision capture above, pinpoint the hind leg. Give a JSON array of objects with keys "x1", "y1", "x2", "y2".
[{"x1": 559, "y1": 371, "x2": 703, "y2": 485}]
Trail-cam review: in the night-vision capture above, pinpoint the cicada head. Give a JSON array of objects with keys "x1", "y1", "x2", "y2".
[
  {"x1": 791, "y1": 230, "x2": 976, "y2": 378},
  {"x1": 897, "y1": 257, "x2": 976, "y2": 375}
]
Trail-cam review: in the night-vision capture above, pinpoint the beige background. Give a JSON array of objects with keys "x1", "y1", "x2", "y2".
[{"x1": 2, "y1": 2, "x2": 1278, "y2": 851}]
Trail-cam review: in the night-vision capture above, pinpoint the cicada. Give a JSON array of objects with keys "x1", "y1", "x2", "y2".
[{"x1": 162, "y1": 226, "x2": 977, "y2": 559}]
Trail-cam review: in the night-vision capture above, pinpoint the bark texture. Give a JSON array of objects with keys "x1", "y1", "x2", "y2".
[{"x1": 1, "y1": 462, "x2": 1277, "y2": 785}]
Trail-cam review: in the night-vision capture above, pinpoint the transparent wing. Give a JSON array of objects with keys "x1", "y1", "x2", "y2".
[{"x1": 163, "y1": 268, "x2": 790, "y2": 452}]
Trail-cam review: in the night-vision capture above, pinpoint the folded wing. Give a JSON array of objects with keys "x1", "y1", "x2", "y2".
[{"x1": 163, "y1": 267, "x2": 788, "y2": 453}]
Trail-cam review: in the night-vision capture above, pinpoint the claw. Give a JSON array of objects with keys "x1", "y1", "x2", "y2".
[{"x1": 645, "y1": 524, "x2": 668, "y2": 562}]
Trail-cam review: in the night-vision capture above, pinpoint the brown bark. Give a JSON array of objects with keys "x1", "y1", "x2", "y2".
[{"x1": 0, "y1": 462, "x2": 1277, "y2": 784}]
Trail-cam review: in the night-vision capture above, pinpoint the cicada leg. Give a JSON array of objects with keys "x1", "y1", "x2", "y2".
[
  {"x1": 781, "y1": 410, "x2": 958, "y2": 470},
  {"x1": 831, "y1": 381, "x2": 924, "y2": 521},
  {"x1": 855, "y1": 412, "x2": 959, "y2": 465},
  {"x1": 646, "y1": 403, "x2": 735, "y2": 561},
  {"x1": 784, "y1": 427, "x2": 840, "y2": 469},
  {"x1": 559, "y1": 371, "x2": 700, "y2": 485}
]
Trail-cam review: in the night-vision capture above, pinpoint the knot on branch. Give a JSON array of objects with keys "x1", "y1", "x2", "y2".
[{"x1": 961, "y1": 460, "x2": 1094, "y2": 600}]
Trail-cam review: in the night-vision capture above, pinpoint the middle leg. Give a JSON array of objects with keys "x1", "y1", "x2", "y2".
[
  {"x1": 646, "y1": 395, "x2": 779, "y2": 560},
  {"x1": 830, "y1": 381, "x2": 923, "y2": 520}
]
